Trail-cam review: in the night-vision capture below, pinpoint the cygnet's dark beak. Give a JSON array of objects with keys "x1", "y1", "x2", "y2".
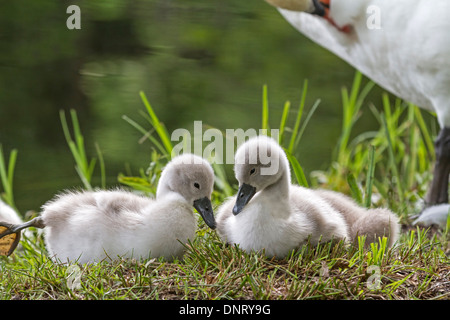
[
  {"x1": 193, "y1": 197, "x2": 216, "y2": 229},
  {"x1": 232, "y1": 183, "x2": 257, "y2": 215}
]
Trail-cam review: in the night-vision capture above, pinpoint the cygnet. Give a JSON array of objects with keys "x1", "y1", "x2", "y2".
[
  {"x1": 216, "y1": 136, "x2": 399, "y2": 258},
  {"x1": 0, "y1": 154, "x2": 216, "y2": 263}
]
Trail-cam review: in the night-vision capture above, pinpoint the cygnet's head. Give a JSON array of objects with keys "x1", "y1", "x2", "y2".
[
  {"x1": 265, "y1": 0, "x2": 326, "y2": 15},
  {"x1": 157, "y1": 154, "x2": 216, "y2": 229},
  {"x1": 233, "y1": 135, "x2": 290, "y2": 215}
]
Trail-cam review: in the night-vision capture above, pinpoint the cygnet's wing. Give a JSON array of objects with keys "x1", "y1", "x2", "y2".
[
  {"x1": 313, "y1": 189, "x2": 364, "y2": 227},
  {"x1": 314, "y1": 189, "x2": 400, "y2": 247},
  {"x1": 289, "y1": 186, "x2": 349, "y2": 244},
  {"x1": 41, "y1": 190, "x2": 153, "y2": 229},
  {"x1": 42, "y1": 190, "x2": 156, "y2": 263}
]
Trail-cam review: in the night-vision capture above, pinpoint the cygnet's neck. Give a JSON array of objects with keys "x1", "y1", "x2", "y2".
[
  {"x1": 152, "y1": 181, "x2": 192, "y2": 221},
  {"x1": 257, "y1": 151, "x2": 291, "y2": 202},
  {"x1": 156, "y1": 186, "x2": 184, "y2": 203},
  {"x1": 253, "y1": 162, "x2": 291, "y2": 220},
  {"x1": 261, "y1": 166, "x2": 290, "y2": 199},
  {"x1": 156, "y1": 173, "x2": 184, "y2": 203},
  {"x1": 156, "y1": 182, "x2": 170, "y2": 200}
]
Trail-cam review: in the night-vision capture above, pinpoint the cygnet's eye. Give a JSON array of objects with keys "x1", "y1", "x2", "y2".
[
  {"x1": 194, "y1": 182, "x2": 200, "y2": 189},
  {"x1": 250, "y1": 168, "x2": 256, "y2": 175}
]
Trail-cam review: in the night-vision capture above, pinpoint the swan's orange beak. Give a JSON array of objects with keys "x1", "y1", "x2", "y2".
[{"x1": 314, "y1": 0, "x2": 352, "y2": 33}]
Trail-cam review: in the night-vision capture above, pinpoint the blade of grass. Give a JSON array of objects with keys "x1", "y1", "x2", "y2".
[
  {"x1": 70, "y1": 110, "x2": 88, "y2": 169},
  {"x1": 139, "y1": 91, "x2": 173, "y2": 155},
  {"x1": 60, "y1": 110, "x2": 92, "y2": 190},
  {"x1": 95, "y1": 143, "x2": 106, "y2": 189},
  {"x1": 335, "y1": 72, "x2": 375, "y2": 164},
  {"x1": 262, "y1": 85, "x2": 269, "y2": 132},
  {"x1": 288, "y1": 80, "x2": 308, "y2": 153},
  {"x1": 413, "y1": 105, "x2": 435, "y2": 160},
  {"x1": 381, "y1": 115, "x2": 404, "y2": 203},
  {"x1": 212, "y1": 162, "x2": 234, "y2": 198},
  {"x1": 293, "y1": 99, "x2": 321, "y2": 149},
  {"x1": 347, "y1": 173, "x2": 362, "y2": 205},
  {"x1": 0, "y1": 145, "x2": 18, "y2": 210},
  {"x1": 60, "y1": 109, "x2": 103, "y2": 190},
  {"x1": 406, "y1": 125, "x2": 419, "y2": 190},
  {"x1": 285, "y1": 149, "x2": 308, "y2": 187},
  {"x1": 278, "y1": 100, "x2": 291, "y2": 145},
  {"x1": 122, "y1": 115, "x2": 168, "y2": 156},
  {"x1": 364, "y1": 145, "x2": 376, "y2": 208}
]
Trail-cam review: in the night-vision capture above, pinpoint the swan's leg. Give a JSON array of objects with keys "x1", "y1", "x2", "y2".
[
  {"x1": 426, "y1": 127, "x2": 450, "y2": 205},
  {"x1": 0, "y1": 217, "x2": 45, "y2": 256}
]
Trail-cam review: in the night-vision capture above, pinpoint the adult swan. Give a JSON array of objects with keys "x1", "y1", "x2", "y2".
[{"x1": 264, "y1": 0, "x2": 450, "y2": 209}]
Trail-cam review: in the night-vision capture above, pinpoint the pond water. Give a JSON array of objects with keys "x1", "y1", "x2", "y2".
[{"x1": 0, "y1": 0, "x2": 418, "y2": 213}]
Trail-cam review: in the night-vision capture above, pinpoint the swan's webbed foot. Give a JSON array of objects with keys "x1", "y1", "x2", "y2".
[{"x1": 0, "y1": 223, "x2": 21, "y2": 256}]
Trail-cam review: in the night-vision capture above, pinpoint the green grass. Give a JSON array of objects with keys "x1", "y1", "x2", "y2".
[
  {"x1": 60, "y1": 109, "x2": 106, "y2": 190},
  {"x1": 1, "y1": 227, "x2": 448, "y2": 300},
  {"x1": 311, "y1": 73, "x2": 438, "y2": 219},
  {"x1": 1, "y1": 71, "x2": 449, "y2": 300},
  {"x1": 0, "y1": 145, "x2": 18, "y2": 211}
]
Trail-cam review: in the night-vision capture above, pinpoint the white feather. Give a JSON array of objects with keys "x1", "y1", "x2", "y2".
[
  {"x1": 413, "y1": 204, "x2": 450, "y2": 228},
  {"x1": 278, "y1": 0, "x2": 450, "y2": 127}
]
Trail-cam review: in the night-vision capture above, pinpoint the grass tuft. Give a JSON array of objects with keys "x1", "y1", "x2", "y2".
[
  {"x1": 2, "y1": 226, "x2": 448, "y2": 300},
  {"x1": 60, "y1": 109, "x2": 106, "y2": 190},
  {"x1": 0, "y1": 145, "x2": 18, "y2": 211}
]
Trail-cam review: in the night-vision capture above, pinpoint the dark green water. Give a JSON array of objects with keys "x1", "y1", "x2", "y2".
[{"x1": 0, "y1": 0, "x2": 417, "y2": 214}]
